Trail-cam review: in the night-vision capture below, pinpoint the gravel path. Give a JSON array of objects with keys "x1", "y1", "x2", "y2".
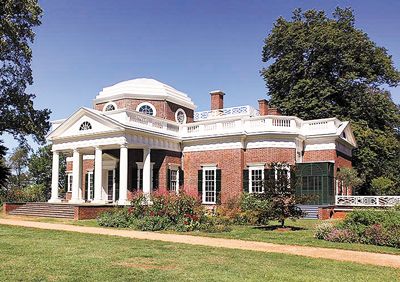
[{"x1": 0, "y1": 218, "x2": 399, "y2": 268}]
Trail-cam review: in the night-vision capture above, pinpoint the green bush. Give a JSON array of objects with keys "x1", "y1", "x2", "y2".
[
  {"x1": 315, "y1": 207, "x2": 400, "y2": 248},
  {"x1": 2, "y1": 184, "x2": 48, "y2": 203},
  {"x1": 97, "y1": 192, "x2": 230, "y2": 233}
]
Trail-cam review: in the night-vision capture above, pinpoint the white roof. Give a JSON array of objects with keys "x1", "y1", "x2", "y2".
[{"x1": 94, "y1": 78, "x2": 196, "y2": 110}]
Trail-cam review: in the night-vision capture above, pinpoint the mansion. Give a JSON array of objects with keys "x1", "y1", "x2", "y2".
[{"x1": 47, "y1": 78, "x2": 356, "y2": 206}]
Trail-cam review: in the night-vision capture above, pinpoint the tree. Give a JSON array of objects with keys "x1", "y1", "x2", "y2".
[
  {"x1": 7, "y1": 146, "x2": 30, "y2": 189},
  {"x1": 263, "y1": 163, "x2": 308, "y2": 227},
  {"x1": 0, "y1": 0, "x2": 51, "y2": 187},
  {"x1": 261, "y1": 7, "x2": 400, "y2": 193},
  {"x1": 371, "y1": 177, "x2": 396, "y2": 196},
  {"x1": 0, "y1": 141, "x2": 10, "y2": 191},
  {"x1": 336, "y1": 167, "x2": 363, "y2": 194}
]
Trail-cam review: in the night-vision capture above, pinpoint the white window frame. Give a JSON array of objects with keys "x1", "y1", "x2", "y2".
[
  {"x1": 136, "y1": 102, "x2": 157, "y2": 116},
  {"x1": 248, "y1": 165, "x2": 265, "y2": 193},
  {"x1": 202, "y1": 165, "x2": 217, "y2": 204},
  {"x1": 169, "y1": 167, "x2": 179, "y2": 194},
  {"x1": 86, "y1": 171, "x2": 94, "y2": 201},
  {"x1": 136, "y1": 162, "x2": 154, "y2": 191},
  {"x1": 175, "y1": 108, "x2": 187, "y2": 124},
  {"x1": 103, "y1": 102, "x2": 117, "y2": 112},
  {"x1": 67, "y1": 173, "x2": 73, "y2": 192}
]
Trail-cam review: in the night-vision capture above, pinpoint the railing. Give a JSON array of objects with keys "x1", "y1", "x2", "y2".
[
  {"x1": 126, "y1": 111, "x2": 180, "y2": 134},
  {"x1": 194, "y1": 105, "x2": 259, "y2": 121},
  {"x1": 182, "y1": 116, "x2": 299, "y2": 137},
  {"x1": 335, "y1": 195, "x2": 400, "y2": 207}
]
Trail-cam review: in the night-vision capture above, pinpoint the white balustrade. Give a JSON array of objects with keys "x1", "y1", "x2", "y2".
[
  {"x1": 119, "y1": 107, "x2": 339, "y2": 139},
  {"x1": 335, "y1": 195, "x2": 400, "y2": 207},
  {"x1": 194, "y1": 105, "x2": 259, "y2": 121}
]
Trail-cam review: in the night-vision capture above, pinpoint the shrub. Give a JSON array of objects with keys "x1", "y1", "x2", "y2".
[
  {"x1": 315, "y1": 207, "x2": 400, "y2": 248},
  {"x1": 97, "y1": 193, "x2": 230, "y2": 233},
  {"x1": 136, "y1": 215, "x2": 173, "y2": 231},
  {"x1": 314, "y1": 222, "x2": 334, "y2": 240}
]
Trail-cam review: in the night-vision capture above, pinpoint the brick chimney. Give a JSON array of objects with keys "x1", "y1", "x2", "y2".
[
  {"x1": 210, "y1": 90, "x2": 225, "y2": 110},
  {"x1": 258, "y1": 99, "x2": 269, "y2": 115}
]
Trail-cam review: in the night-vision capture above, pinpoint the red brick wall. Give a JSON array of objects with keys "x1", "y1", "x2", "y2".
[
  {"x1": 183, "y1": 149, "x2": 244, "y2": 204},
  {"x1": 303, "y1": 149, "x2": 336, "y2": 163},
  {"x1": 74, "y1": 206, "x2": 116, "y2": 220},
  {"x1": 244, "y1": 148, "x2": 296, "y2": 165},
  {"x1": 151, "y1": 150, "x2": 181, "y2": 194},
  {"x1": 3, "y1": 203, "x2": 26, "y2": 213},
  {"x1": 65, "y1": 159, "x2": 94, "y2": 200},
  {"x1": 95, "y1": 99, "x2": 194, "y2": 123}
]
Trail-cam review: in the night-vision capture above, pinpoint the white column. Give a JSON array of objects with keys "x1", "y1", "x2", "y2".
[
  {"x1": 48, "y1": 150, "x2": 62, "y2": 203},
  {"x1": 118, "y1": 144, "x2": 129, "y2": 205},
  {"x1": 92, "y1": 146, "x2": 105, "y2": 204},
  {"x1": 70, "y1": 148, "x2": 84, "y2": 204},
  {"x1": 143, "y1": 148, "x2": 151, "y2": 198}
]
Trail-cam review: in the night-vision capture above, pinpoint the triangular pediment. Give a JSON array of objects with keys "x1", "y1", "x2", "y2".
[
  {"x1": 47, "y1": 108, "x2": 124, "y2": 140},
  {"x1": 337, "y1": 122, "x2": 357, "y2": 148}
]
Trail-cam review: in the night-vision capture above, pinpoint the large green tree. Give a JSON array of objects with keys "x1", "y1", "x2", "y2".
[
  {"x1": 261, "y1": 7, "x2": 400, "y2": 194},
  {"x1": 0, "y1": 0, "x2": 50, "y2": 187}
]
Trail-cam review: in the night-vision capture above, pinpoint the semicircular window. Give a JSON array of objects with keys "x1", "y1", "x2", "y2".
[
  {"x1": 138, "y1": 104, "x2": 154, "y2": 116},
  {"x1": 79, "y1": 121, "x2": 92, "y2": 131},
  {"x1": 105, "y1": 104, "x2": 115, "y2": 111}
]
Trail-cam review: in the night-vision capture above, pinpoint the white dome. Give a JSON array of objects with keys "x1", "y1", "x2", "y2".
[{"x1": 95, "y1": 78, "x2": 196, "y2": 110}]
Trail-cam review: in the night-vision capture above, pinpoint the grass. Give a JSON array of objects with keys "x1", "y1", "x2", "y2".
[
  {"x1": 0, "y1": 225, "x2": 399, "y2": 281},
  {"x1": 4, "y1": 213, "x2": 398, "y2": 255}
]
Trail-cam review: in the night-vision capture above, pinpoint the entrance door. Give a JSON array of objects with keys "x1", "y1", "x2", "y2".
[{"x1": 107, "y1": 169, "x2": 115, "y2": 201}]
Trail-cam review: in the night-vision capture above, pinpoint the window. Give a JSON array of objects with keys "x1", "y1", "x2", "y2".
[
  {"x1": 67, "y1": 174, "x2": 73, "y2": 192},
  {"x1": 203, "y1": 167, "x2": 216, "y2": 204},
  {"x1": 175, "y1": 108, "x2": 187, "y2": 124},
  {"x1": 136, "y1": 102, "x2": 156, "y2": 116},
  {"x1": 79, "y1": 121, "x2": 92, "y2": 131},
  {"x1": 85, "y1": 171, "x2": 94, "y2": 200},
  {"x1": 103, "y1": 102, "x2": 117, "y2": 112},
  {"x1": 170, "y1": 169, "x2": 178, "y2": 193},
  {"x1": 249, "y1": 166, "x2": 264, "y2": 193}
]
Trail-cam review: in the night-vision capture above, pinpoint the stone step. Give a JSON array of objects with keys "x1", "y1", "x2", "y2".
[{"x1": 8, "y1": 202, "x2": 76, "y2": 219}]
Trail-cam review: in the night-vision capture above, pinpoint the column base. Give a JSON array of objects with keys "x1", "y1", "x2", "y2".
[
  {"x1": 117, "y1": 199, "x2": 131, "y2": 206},
  {"x1": 69, "y1": 199, "x2": 85, "y2": 204},
  {"x1": 91, "y1": 199, "x2": 107, "y2": 205},
  {"x1": 48, "y1": 198, "x2": 62, "y2": 203}
]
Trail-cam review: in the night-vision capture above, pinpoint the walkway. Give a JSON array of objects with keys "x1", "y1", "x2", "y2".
[{"x1": 0, "y1": 218, "x2": 399, "y2": 268}]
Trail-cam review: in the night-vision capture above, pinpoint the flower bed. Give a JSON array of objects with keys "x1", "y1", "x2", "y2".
[
  {"x1": 315, "y1": 206, "x2": 400, "y2": 248},
  {"x1": 97, "y1": 192, "x2": 231, "y2": 233}
]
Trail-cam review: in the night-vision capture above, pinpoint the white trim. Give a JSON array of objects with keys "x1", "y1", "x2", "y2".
[
  {"x1": 67, "y1": 173, "x2": 73, "y2": 192},
  {"x1": 103, "y1": 102, "x2": 117, "y2": 112},
  {"x1": 66, "y1": 155, "x2": 95, "y2": 162},
  {"x1": 202, "y1": 166, "x2": 217, "y2": 204},
  {"x1": 246, "y1": 140, "x2": 296, "y2": 149},
  {"x1": 304, "y1": 143, "x2": 336, "y2": 151},
  {"x1": 248, "y1": 165, "x2": 265, "y2": 193},
  {"x1": 175, "y1": 108, "x2": 187, "y2": 124},
  {"x1": 169, "y1": 167, "x2": 179, "y2": 194},
  {"x1": 136, "y1": 102, "x2": 157, "y2": 116},
  {"x1": 183, "y1": 142, "x2": 243, "y2": 152},
  {"x1": 136, "y1": 162, "x2": 155, "y2": 191}
]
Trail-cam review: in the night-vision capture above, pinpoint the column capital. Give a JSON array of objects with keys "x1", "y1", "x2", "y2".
[
  {"x1": 72, "y1": 148, "x2": 81, "y2": 153},
  {"x1": 94, "y1": 145, "x2": 103, "y2": 150},
  {"x1": 120, "y1": 143, "x2": 128, "y2": 149}
]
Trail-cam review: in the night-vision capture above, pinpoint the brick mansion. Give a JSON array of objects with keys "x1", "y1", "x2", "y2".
[{"x1": 46, "y1": 78, "x2": 356, "y2": 207}]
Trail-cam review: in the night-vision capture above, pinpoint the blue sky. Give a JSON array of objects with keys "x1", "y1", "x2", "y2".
[{"x1": 3, "y1": 0, "x2": 400, "y2": 151}]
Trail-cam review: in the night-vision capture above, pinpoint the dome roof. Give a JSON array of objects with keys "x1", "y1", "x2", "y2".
[{"x1": 94, "y1": 78, "x2": 196, "y2": 110}]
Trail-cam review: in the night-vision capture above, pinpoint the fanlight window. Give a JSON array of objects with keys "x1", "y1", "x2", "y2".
[
  {"x1": 138, "y1": 104, "x2": 154, "y2": 116},
  {"x1": 79, "y1": 121, "x2": 92, "y2": 131},
  {"x1": 105, "y1": 104, "x2": 115, "y2": 111}
]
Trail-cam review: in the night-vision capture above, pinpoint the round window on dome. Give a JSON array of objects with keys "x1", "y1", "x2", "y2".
[
  {"x1": 136, "y1": 102, "x2": 156, "y2": 116},
  {"x1": 175, "y1": 109, "x2": 187, "y2": 124}
]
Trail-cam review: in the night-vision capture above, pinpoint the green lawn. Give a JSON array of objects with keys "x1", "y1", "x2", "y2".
[
  {"x1": 8, "y1": 214, "x2": 397, "y2": 255},
  {"x1": 0, "y1": 225, "x2": 399, "y2": 281}
]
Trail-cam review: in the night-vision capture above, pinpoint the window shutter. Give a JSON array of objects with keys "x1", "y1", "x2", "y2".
[
  {"x1": 64, "y1": 175, "x2": 68, "y2": 192},
  {"x1": 132, "y1": 166, "x2": 138, "y2": 192},
  {"x1": 178, "y1": 167, "x2": 184, "y2": 186},
  {"x1": 197, "y1": 170, "x2": 203, "y2": 200},
  {"x1": 243, "y1": 169, "x2": 249, "y2": 193},
  {"x1": 85, "y1": 173, "x2": 89, "y2": 200},
  {"x1": 167, "y1": 169, "x2": 171, "y2": 191},
  {"x1": 153, "y1": 168, "x2": 159, "y2": 191},
  {"x1": 216, "y1": 169, "x2": 221, "y2": 204}
]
